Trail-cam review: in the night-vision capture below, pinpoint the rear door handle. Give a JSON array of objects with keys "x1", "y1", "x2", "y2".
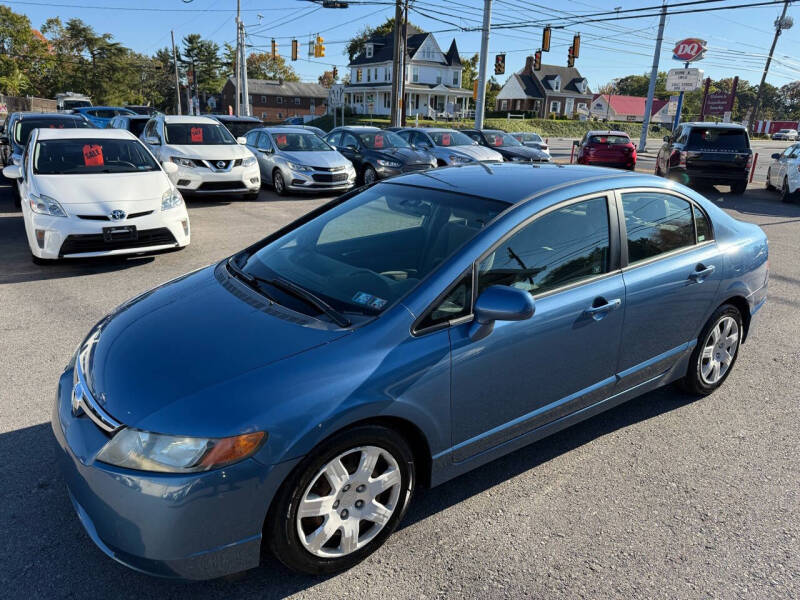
[
  {"x1": 689, "y1": 264, "x2": 716, "y2": 282},
  {"x1": 585, "y1": 298, "x2": 621, "y2": 316}
]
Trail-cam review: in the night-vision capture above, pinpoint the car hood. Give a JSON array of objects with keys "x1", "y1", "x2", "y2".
[
  {"x1": 373, "y1": 147, "x2": 432, "y2": 164},
  {"x1": 278, "y1": 150, "x2": 350, "y2": 168},
  {"x1": 446, "y1": 144, "x2": 503, "y2": 162},
  {"x1": 165, "y1": 143, "x2": 251, "y2": 160},
  {"x1": 80, "y1": 264, "x2": 349, "y2": 429},
  {"x1": 497, "y1": 146, "x2": 549, "y2": 161},
  {"x1": 34, "y1": 171, "x2": 169, "y2": 205}
]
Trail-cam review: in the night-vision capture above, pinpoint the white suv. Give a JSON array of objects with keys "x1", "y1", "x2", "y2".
[{"x1": 141, "y1": 115, "x2": 261, "y2": 199}]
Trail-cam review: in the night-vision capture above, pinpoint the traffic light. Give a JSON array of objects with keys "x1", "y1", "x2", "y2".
[
  {"x1": 314, "y1": 36, "x2": 325, "y2": 58},
  {"x1": 332, "y1": 66, "x2": 338, "y2": 80},
  {"x1": 542, "y1": 26, "x2": 551, "y2": 52},
  {"x1": 271, "y1": 39, "x2": 277, "y2": 59},
  {"x1": 534, "y1": 50, "x2": 542, "y2": 71},
  {"x1": 572, "y1": 34, "x2": 581, "y2": 59},
  {"x1": 567, "y1": 45, "x2": 574, "y2": 68},
  {"x1": 291, "y1": 39, "x2": 298, "y2": 61},
  {"x1": 494, "y1": 53, "x2": 505, "y2": 75}
]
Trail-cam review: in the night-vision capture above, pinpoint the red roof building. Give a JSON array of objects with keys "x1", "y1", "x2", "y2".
[{"x1": 590, "y1": 94, "x2": 672, "y2": 124}]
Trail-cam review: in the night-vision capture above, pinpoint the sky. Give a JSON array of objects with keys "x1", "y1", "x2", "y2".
[{"x1": 7, "y1": 0, "x2": 800, "y2": 91}]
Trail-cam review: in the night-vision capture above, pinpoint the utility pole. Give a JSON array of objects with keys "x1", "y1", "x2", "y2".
[
  {"x1": 639, "y1": 0, "x2": 667, "y2": 153},
  {"x1": 171, "y1": 30, "x2": 181, "y2": 115},
  {"x1": 400, "y1": 0, "x2": 409, "y2": 126},
  {"x1": 235, "y1": 0, "x2": 241, "y2": 116},
  {"x1": 390, "y1": 0, "x2": 403, "y2": 126},
  {"x1": 241, "y1": 21, "x2": 250, "y2": 116},
  {"x1": 474, "y1": 0, "x2": 492, "y2": 129},
  {"x1": 750, "y1": 0, "x2": 792, "y2": 133}
]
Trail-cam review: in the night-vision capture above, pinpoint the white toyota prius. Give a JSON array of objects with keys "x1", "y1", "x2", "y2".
[{"x1": 3, "y1": 128, "x2": 190, "y2": 264}]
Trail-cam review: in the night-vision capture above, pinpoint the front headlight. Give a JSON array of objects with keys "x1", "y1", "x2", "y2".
[
  {"x1": 29, "y1": 193, "x2": 67, "y2": 217},
  {"x1": 96, "y1": 428, "x2": 266, "y2": 473},
  {"x1": 287, "y1": 161, "x2": 312, "y2": 172},
  {"x1": 242, "y1": 156, "x2": 256, "y2": 168},
  {"x1": 161, "y1": 188, "x2": 183, "y2": 210},
  {"x1": 377, "y1": 159, "x2": 402, "y2": 168},
  {"x1": 171, "y1": 156, "x2": 195, "y2": 169},
  {"x1": 448, "y1": 154, "x2": 472, "y2": 164}
]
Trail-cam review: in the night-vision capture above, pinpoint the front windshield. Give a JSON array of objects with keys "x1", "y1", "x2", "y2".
[
  {"x1": 14, "y1": 118, "x2": 92, "y2": 145},
  {"x1": 241, "y1": 183, "x2": 507, "y2": 318},
  {"x1": 165, "y1": 123, "x2": 236, "y2": 145},
  {"x1": 516, "y1": 132, "x2": 542, "y2": 143},
  {"x1": 483, "y1": 132, "x2": 522, "y2": 147},
  {"x1": 431, "y1": 131, "x2": 475, "y2": 147},
  {"x1": 33, "y1": 138, "x2": 160, "y2": 174},
  {"x1": 357, "y1": 131, "x2": 410, "y2": 149},
  {"x1": 272, "y1": 131, "x2": 332, "y2": 151},
  {"x1": 223, "y1": 121, "x2": 262, "y2": 138}
]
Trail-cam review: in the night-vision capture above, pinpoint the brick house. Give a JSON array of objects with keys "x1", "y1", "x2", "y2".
[
  {"x1": 495, "y1": 58, "x2": 593, "y2": 118},
  {"x1": 220, "y1": 78, "x2": 328, "y2": 122}
]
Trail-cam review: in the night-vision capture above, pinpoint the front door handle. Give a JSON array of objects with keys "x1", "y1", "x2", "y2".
[
  {"x1": 584, "y1": 298, "x2": 621, "y2": 317},
  {"x1": 689, "y1": 264, "x2": 716, "y2": 282}
]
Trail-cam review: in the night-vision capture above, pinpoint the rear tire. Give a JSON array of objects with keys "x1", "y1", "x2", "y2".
[
  {"x1": 362, "y1": 166, "x2": 377, "y2": 186},
  {"x1": 730, "y1": 181, "x2": 747, "y2": 195},
  {"x1": 267, "y1": 424, "x2": 415, "y2": 575},
  {"x1": 680, "y1": 304, "x2": 743, "y2": 396},
  {"x1": 780, "y1": 178, "x2": 796, "y2": 203}
]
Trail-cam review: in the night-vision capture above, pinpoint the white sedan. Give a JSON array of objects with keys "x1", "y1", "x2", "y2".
[
  {"x1": 766, "y1": 143, "x2": 800, "y2": 203},
  {"x1": 2, "y1": 128, "x2": 190, "y2": 264}
]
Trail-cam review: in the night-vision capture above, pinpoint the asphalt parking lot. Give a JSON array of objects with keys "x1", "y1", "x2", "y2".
[{"x1": 1, "y1": 173, "x2": 798, "y2": 599}]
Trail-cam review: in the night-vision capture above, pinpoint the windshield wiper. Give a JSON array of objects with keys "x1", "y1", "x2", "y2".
[
  {"x1": 257, "y1": 275, "x2": 351, "y2": 327},
  {"x1": 226, "y1": 257, "x2": 350, "y2": 327}
]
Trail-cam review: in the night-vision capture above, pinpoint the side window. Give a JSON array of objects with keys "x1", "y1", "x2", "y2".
[
  {"x1": 677, "y1": 127, "x2": 689, "y2": 145},
  {"x1": 396, "y1": 130, "x2": 412, "y2": 143},
  {"x1": 341, "y1": 132, "x2": 358, "y2": 148},
  {"x1": 257, "y1": 133, "x2": 272, "y2": 150},
  {"x1": 325, "y1": 132, "x2": 341, "y2": 147},
  {"x1": 478, "y1": 196, "x2": 610, "y2": 296},
  {"x1": 693, "y1": 205, "x2": 712, "y2": 243},
  {"x1": 621, "y1": 192, "x2": 695, "y2": 264},
  {"x1": 418, "y1": 272, "x2": 473, "y2": 330},
  {"x1": 244, "y1": 130, "x2": 257, "y2": 145},
  {"x1": 466, "y1": 132, "x2": 481, "y2": 142}
]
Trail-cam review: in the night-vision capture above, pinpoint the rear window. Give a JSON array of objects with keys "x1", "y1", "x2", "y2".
[
  {"x1": 127, "y1": 119, "x2": 148, "y2": 137},
  {"x1": 589, "y1": 135, "x2": 630, "y2": 145},
  {"x1": 220, "y1": 120, "x2": 262, "y2": 138},
  {"x1": 14, "y1": 118, "x2": 92, "y2": 145},
  {"x1": 687, "y1": 127, "x2": 749, "y2": 150}
]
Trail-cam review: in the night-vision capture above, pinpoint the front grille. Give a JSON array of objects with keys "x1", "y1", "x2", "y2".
[
  {"x1": 403, "y1": 163, "x2": 432, "y2": 172},
  {"x1": 310, "y1": 165, "x2": 346, "y2": 172},
  {"x1": 76, "y1": 210, "x2": 154, "y2": 221},
  {"x1": 59, "y1": 228, "x2": 176, "y2": 256},
  {"x1": 312, "y1": 173, "x2": 348, "y2": 183},
  {"x1": 196, "y1": 181, "x2": 246, "y2": 191}
]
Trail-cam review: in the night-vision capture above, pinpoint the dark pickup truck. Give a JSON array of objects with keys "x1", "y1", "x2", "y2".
[{"x1": 655, "y1": 122, "x2": 752, "y2": 194}]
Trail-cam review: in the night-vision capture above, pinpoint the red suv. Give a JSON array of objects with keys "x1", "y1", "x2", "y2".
[{"x1": 574, "y1": 130, "x2": 636, "y2": 170}]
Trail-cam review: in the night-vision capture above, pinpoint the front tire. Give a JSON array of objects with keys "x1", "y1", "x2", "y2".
[
  {"x1": 267, "y1": 425, "x2": 415, "y2": 575},
  {"x1": 362, "y1": 166, "x2": 377, "y2": 186},
  {"x1": 780, "y1": 178, "x2": 796, "y2": 203},
  {"x1": 272, "y1": 169, "x2": 287, "y2": 196},
  {"x1": 680, "y1": 304, "x2": 743, "y2": 396}
]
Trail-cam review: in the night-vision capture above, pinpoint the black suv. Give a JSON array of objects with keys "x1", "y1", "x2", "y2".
[
  {"x1": 324, "y1": 126, "x2": 436, "y2": 185},
  {"x1": 208, "y1": 115, "x2": 263, "y2": 138},
  {"x1": 655, "y1": 122, "x2": 752, "y2": 194}
]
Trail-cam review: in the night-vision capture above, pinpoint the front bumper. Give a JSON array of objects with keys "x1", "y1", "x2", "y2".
[
  {"x1": 51, "y1": 368, "x2": 300, "y2": 580},
  {"x1": 174, "y1": 163, "x2": 261, "y2": 195},
  {"x1": 283, "y1": 165, "x2": 356, "y2": 192},
  {"x1": 26, "y1": 204, "x2": 190, "y2": 260}
]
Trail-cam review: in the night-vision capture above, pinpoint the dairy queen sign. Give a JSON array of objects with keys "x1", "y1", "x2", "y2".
[{"x1": 672, "y1": 38, "x2": 707, "y2": 62}]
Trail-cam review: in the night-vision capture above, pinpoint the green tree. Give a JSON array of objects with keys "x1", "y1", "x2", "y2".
[
  {"x1": 344, "y1": 17, "x2": 418, "y2": 63},
  {"x1": 318, "y1": 69, "x2": 336, "y2": 87},
  {"x1": 0, "y1": 6, "x2": 51, "y2": 95},
  {"x1": 461, "y1": 53, "x2": 479, "y2": 90},
  {"x1": 246, "y1": 52, "x2": 300, "y2": 81},
  {"x1": 181, "y1": 34, "x2": 223, "y2": 95}
]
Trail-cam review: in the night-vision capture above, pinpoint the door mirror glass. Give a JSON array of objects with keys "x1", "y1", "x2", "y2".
[
  {"x1": 469, "y1": 285, "x2": 535, "y2": 341},
  {"x1": 2, "y1": 164, "x2": 21, "y2": 179}
]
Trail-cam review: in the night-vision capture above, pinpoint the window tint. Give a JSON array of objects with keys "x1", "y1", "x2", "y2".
[
  {"x1": 687, "y1": 127, "x2": 749, "y2": 149},
  {"x1": 693, "y1": 205, "x2": 712, "y2": 243},
  {"x1": 325, "y1": 132, "x2": 341, "y2": 147},
  {"x1": 478, "y1": 197, "x2": 610, "y2": 296},
  {"x1": 418, "y1": 272, "x2": 473, "y2": 330},
  {"x1": 589, "y1": 135, "x2": 630, "y2": 145},
  {"x1": 341, "y1": 132, "x2": 358, "y2": 148},
  {"x1": 622, "y1": 192, "x2": 695, "y2": 263}
]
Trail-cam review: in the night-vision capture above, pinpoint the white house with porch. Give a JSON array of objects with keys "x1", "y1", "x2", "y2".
[{"x1": 344, "y1": 25, "x2": 472, "y2": 118}]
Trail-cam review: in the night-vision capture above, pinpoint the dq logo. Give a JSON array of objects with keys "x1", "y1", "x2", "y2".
[{"x1": 673, "y1": 38, "x2": 707, "y2": 62}]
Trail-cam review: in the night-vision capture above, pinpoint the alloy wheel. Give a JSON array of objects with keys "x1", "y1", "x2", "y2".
[
  {"x1": 296, "y1": 445, "x2": 402, "y2": 558},
  {"x1": 699, "y1": 316, "x2": 740, "y2": 385},
  {"x1": 364, "y1": 167, "x2": 376, "y2": 185},
  {"x1": 273, "y1": 171, "x2": 285, "y2": 194}
]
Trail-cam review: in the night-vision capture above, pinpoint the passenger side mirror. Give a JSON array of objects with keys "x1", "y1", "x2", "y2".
[
  {"x1": 260, "y1": 146, "x2": 274, "y2": 154},
  {"x1": 346, "y1": 144, "x2": 358, "y2": 152},
  {"x1": 236, "y1": 136, "x2": 247, "y2": 145},
  {"x1": 771, "y1": 153, "x2": 781, "y2": 159},
  {"x1": 162, "y1": 161, "x2": 179, "y2": 175},
  {"x1": 144, "y1": 135, "x2": 160, "y2": 145},
  {"x1": 2, "y1": 164, "x2": 21, "y2": 180},
  {"x1": 469, "y1": 285, "x2": 535, "y2": 342}
]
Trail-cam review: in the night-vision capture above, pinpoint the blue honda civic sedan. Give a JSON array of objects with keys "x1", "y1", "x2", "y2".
[{"x1": 53, "y1": 163, "x2": 768, "y2": 579}]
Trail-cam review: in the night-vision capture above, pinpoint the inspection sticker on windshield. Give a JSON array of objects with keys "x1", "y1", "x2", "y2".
[{"x1": 352, "y1": 291, "x2": 387, "y2": 310}]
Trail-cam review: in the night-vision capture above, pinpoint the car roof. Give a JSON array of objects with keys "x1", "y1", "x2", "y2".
[
  {"x1": 36, "y1": 128, "x2": 136, "y2": 140},
  {"x1": 406, "y1": 127, "x2": 459, "y2": 133},
  {"x1": 463, "y1": 129, "x2": 506, "y2": 134},
  {"x1": 682, "y1": 122, "x2": 746, "y2": 130},
  {"x1": 75, "y1": 106, "x2": 132, "y2": 111},
  {"x1": 509, "y1": 131, "x2": 541, "y2": 135},
  {"x1": 209, "y1": 115, "x2": 261, "y2": 123},
  {"x1": 586, "y1": 130, "x2": 630, "y2": 136},
  {"x1": 260, "y1": 126, "x2": 321, "y2": 134},
  {"x1": 17, "y1": 113, "x2": 85, "y2": 120},
  {"x1": 335, "y1": 126, "x2": 381, "y2": 132},
  {"x1": 163, "y1": 115, "x2": 220, "y2": 124},
  {"x1": 386, "y1": 163, "x2": 656, "y2": 204}
]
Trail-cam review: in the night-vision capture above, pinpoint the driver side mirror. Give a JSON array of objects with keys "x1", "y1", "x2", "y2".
[
  {"x1": 771, "y1": 153, "x2": 781, "y2": 159},
  {"x1": 162, "y1": 161, "x2": 179, "y2": 176},
  {"x1": 469, "y1": 285, "x2": 535, "y2": 342},
  {"x1": 2, "y1": 164, "x2": 21, "y2": 180}
]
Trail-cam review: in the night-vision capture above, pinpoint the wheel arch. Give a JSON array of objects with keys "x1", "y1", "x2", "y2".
[{"x1": 717, "y1": 295, "x2": 751, "y2": 342}]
